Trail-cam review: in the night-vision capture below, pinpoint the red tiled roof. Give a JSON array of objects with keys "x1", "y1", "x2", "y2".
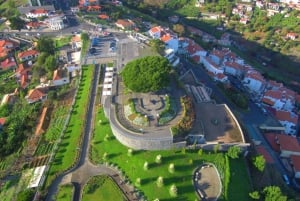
[
  {"x1": 18, "y1": 49, "x2": 39, "y2": 59},
  {"x1": 224, "y1": 61, "x2": 243, "y2": 71},
  {"x1": 291, "y1": 155, "x2": 300, "y2": 172},
  {"x1": 264, "y1": 90, "x2": 282, "y2": 100},
  {"x1": 191, "y1": 55, "x2": 200, "y2": 63},
  {"x1": 30, "y1": 8, "x2": 48, "y2": 14},
  {"x1": 71, "y1": 35, "x2": 81, "y2": 42},
  {"x1": 262, "y1": 97, "x2": 275, "y2": 106},
  {"x1": 265, "y1": 133, "x2": 281, "y2": 152},
  {"x1": 150, "y1": 26, "x2": 161, "y2": 34},
  {"x1": 245, "y1": 70, "x2": 265, "y2": 83},
  {"x1": 98, "y1": 14, "x2": 109, "y2": 19},
  {"x1": 0, "y1": 117, "x2": 6, "y2": 126},
  {"x1": 256, "y1": 145, "x2": 274, "y2": 164},
  {"x1": 26, "y1": 21, "x2": 41, "y2": 28},
  {"x1": 0, "y1": 40, "x2": 13, "y2": 47},
  {"x1": 115, "y1": 19, "x2": 134, "y2": 28},
  {"x1": 53, "y1": 69, "x2": 63, "y2": 80},
  {"x1": 216, "y1": 73, "x2": 226, "y2": 79},
  {"x1": 187, "y1": 41, "x2": 204, "y2": 55},
  {"x1": 275, "y1": 110, "x2": 298, "y2": 125},
  {"x1": 161, "y1": 34, "x2": 172, "y2": 42},
  {"x1": 268, "y1": 80, "x2": 283, "y2": 89},
  {"x1": 0, "y1": 57, "x2": 16, "y2": 70},
  {"x1": 278, "y1": 134, "x2": 300, "y2": 152},
  {"x1": 20, "y1": 74, "x2": 28, "y2": 89},
  {"x1": 26, "y1": 88, "x2": 47, "y2": 102}
]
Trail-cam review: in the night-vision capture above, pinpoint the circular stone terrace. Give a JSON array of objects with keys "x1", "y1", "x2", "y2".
[{"x1": 193, "y1": 163, "x2": 222, "y2": 201}]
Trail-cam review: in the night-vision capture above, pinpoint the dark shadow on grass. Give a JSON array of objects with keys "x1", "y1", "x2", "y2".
[
  {"x1": 108, "y1": 153, "x2": 121, "y2": 159},
  {"x1": 162, "y1": 154, "x2": 183, "y2": 163}
]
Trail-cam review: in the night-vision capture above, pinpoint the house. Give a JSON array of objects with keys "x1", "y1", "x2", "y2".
[
  {"x1": 223, "y1": 61, "x2": 244, "y2": 78},
  {"x1": 115, "y1": 19, "x2": 135, "y2": 30},
  {"x1": 26, "y1": 21, "x2": 42, "y2": 30},
  {"x1": 242, "y1": 70, "x2": 265, "y2": 94},
  {"x1": 44, "y1": 16, "x2": 65, "y2": 30},
  {"x1": 25, "y1": 88, "x2": 48, "y2": 104},
  {"x1": 286, "y1": 32, "x2": 298, "y2": 40},
  {"x1": 218, "y1": 33, "x2": 231, "y2": 46},
  {"x1": 79, "y1": 0, "x2": 98, "y2": 6},
  {"x1": 15, "y1": 63, "x2": 32, "y2": 78},
  {"x1": 161, "y1": 34, "x2": 179, "y2": 52},
  {"x1": 20, "y1": 74, "x2": 29, "y2": 89},
  {"x1": 148, "y1": 26, "x2": 179, "y2": 52},
  {"x1": 209, "y1": 48, "x2": 231, "y2": 65},
  {"x1": 201, "y1": 56, "x2": 224, "y2": 75},
  {"x1": 214, "y1": 73, "x2": 228, "y2": 83},
  {"x1": 0, "y1": 57, "x2": 17, "y2": 70},
  {"x1": 0, "y1": 39, "x2": 18, "y2": 58},
  {"x1": 271, "y1": 133, "x2": 300, "y2": 157},
  {"x1": 70, "y1": 6, "x2": 80, "y2": 13},
  {"x1": 51, "y1": 68, "x2": 70, "y2": 86},
  {"x1": 1, "y1": 88, "x2": 18, "y2": 106},
  {"x1": 262, "y1": 87, "x2": 296, "y2": 111},
  {"x1": 275, "y1": 110, "x2": 298, "y2": 135},
  {"x1": 266, "y1": 80, "x2": 283, "y2": 90},
  {"x1": 26, "y1": 8, "x2": 49, "y2": 18},
  {"x1": 71, "y1": 34, "x2": 82, "y2": 49},
  {"x1": 18, "y1": 49, "x2": 39, "y2": 62},
  {"x1": 290, "y1": 155, "x2": 300, "y2": 178}
]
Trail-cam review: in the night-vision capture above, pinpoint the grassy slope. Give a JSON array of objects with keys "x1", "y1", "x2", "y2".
[
  {"x1": 90, "y1": 108, "x2": 252, "y2": 201},
  {"x1": 82, "y1": 176, "x2": 126, "y2": 201},
  {"x1": 44, "y1": 65, "x2": 94, "y2": 188},
  {"x1": 56, "y1": 184, "x2": 74, "y2": 201}
]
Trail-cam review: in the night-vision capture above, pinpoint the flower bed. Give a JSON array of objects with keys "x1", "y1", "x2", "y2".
[
  {"x1": 123, "y1": 99, "x2": 148, "y2": 127},
  {"x1": 159, "y1": 95, "x2": 177, "y2": 125}
]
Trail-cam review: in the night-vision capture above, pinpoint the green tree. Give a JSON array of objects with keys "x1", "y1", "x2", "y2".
[
  {"x1": 149, "y1": 39, "x2": 165, "y2": 55},
  {"x1": 121, "y1": 56, "x2": 171, "y2": 92},
  {"x1": 37, "y1": 52, "x2": 49, "y2": 66},
  {"x1": 16, "y1": 189, "x2": 34, "y2": 201},
  {"x1": 81, "y1": 32, "x2": 89, "y2": 42},
  {"x1": 37, "y1": 37, "x2": 55, "y2": 55},
  {"x1": 44, "y1": 55, "x2": 57, "y2": 72},
  {"x1": 227, "y1": 146, "x2": 241, "y2": 159},
  {"x1": 9, "y1": 17, "x2": 24, "y2": 30},
  {"x1": 253, "y1": 155, "x2": 266, "y2": 172},
  {"x1": 0, "y1": 104, "x2": 11, "y2": 117},
  {"x1": 263, "y1": 186, "x2": 287, "y2": 201}
]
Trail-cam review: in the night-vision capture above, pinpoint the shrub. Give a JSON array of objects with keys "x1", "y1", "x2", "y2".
[
  {"x1": 155, "y1": 155, "x2": 162, "y2": 164},
  {"x1": 156, "y1": 176, "x2": 164, "y2": 187},
  {"x1": 169, "y1": 184, "x2": 178, "y2": 197},
  {"x1": 143, "y1": 161, "x2": 148, "y2": 171},
  {"x1": 168, "y1": 163, "x2": 175, "y2": 174}
]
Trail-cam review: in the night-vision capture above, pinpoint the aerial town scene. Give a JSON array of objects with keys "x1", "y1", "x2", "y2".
[{"x1": 0, "y1": 0, "x2": 300, "y2": 200}]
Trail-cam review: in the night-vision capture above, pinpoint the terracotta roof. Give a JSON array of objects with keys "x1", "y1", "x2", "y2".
[
  {"x1": 98, "y1": 14, "x2": 109, "y2": 19},
  {"x1": 187, "y1": 41, "x2": 204, "y2": 55},
  {"x1": 53, "y1": 69, "x2": 66, "y2": 80},
  {"x1": 115, "y1": 19, "x2": 134, "y2": 28},
  {"x1": 264, "y1": 133, "x2": 280, "y2": 152},
  {"x1": 150, "y1": 26, "x2": 161, "y2": 34},
  {"x1": 0, "y1": 40, "x2": 13, "y2": 47},
  {"x1": 224, "y1": 61, "x2": 243, "y2": 71},
  {"x1": 204, "y1": 57, "x2": 220, "y2": 69},
  {"x1": 264, "y1": 90, "x2": 282, "y2": 100},
  {"x1": 291, "y1": 155, "x2": 300, "y2": 172},
  {"x1": 211, "y1": 48, "x2": 231, "y2": 59},
  {"x1": 216, "y1": 73, "x2": 226, "y2": 79},
  {"x1": 26, "y1": 21, "x2": 41, "y2": 28},
  {"x1": 268, "y1": 80, "x2": 283, "y2": 89},
  {"x1": 262, "y1": 97, "x2": 275, "y2": 106},
  {"x1": 276, "y1": 134, "x2": 300, "y2": 152},
  {"x1": 30, "y1": 8, "x2": 48, "y2": 14},
  {"x1": 275, "y1": 110, "x2": 298, "y2": 125},
  {"x1": 256, "y1": 145, "x2": 274, "y2": 164},
  {"x1": 0, "y1": 57, "x2": 16, "y2": 70},
  {"x1": 0, "y1": 117, "x2": 6, "y2": 126},
  {"x1": 245, "y1": 70, "x2": 265, "y2": 83},
  {"x1": 20, "y1": 74, "x2": 28, "y2": 89},
  {"x1": 18, "y1": 49, "x2": 39, "y2": 59},
  {"x1": 161, "y1": 34, "x2": 172, "y2": 42},
  {"x1": 26, "y1": 88, "x2": 47, "y2": 102}
]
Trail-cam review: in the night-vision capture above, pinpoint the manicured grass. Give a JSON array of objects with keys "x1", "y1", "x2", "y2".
[
  {"x1": 56, "y1": 184, "x2": 74, "y2": 201},
  {"x1": 44, "y1": 65, "x2": 94, "y2": 189},
  {"x1": 228, "y1": 159, "x2": 252, "y2": 201},
  {"x1": 82, "y1": 176, "x2": 126, "y2": 201},
  {"x1": 90, "y1": 108, "x2": 252, "y2": 200}
]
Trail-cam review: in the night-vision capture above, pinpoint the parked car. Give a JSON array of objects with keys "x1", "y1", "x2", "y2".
[{"x1": 282, "y1": 174, "x2": 290, "y2": 185}]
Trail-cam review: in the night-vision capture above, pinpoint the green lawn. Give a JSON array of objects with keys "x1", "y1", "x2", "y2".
[
  {"x1": 56, "y1": 184, "x2": 74, "y2": 201},
  {"x1": 82, "y1": 176, "x2": 126, "y2": 201},
  {"x1": 55, "y1": 36, "x2": 72, "y2": 49},
  {"x1": 44, "y1": 65, "x2": 94, "y2": 189},
  {"x1": 90, "y1": 108, "x2": 252, "y2": 200}
]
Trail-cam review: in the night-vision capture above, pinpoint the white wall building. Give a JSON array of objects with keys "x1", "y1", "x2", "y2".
[
  {"x1": 45, "y1": 16, "x2": 65, "y2": 30},
  {"x1": 201, "y1": 56, "x2": 224, "y2": 75},
  {"x1": 243, "y1": 70, "x2": 265, "y2": 94}
]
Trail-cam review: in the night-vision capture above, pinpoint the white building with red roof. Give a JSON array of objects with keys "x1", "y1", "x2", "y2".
[
  {"x1": 18, "y1": 49, "x2": 39, "y2": 62},
  {"x1": 25, "y1": 88, "x2": 48, "y2": 104},
  {"x1": 115, "y1": 19, "x2": 135, "y2": 30},
  {"x1": 148, "y1": 26, "x2": 179, "y2": 52},
  {"x1": 242, "y1": 70, "x2": 266, "y2": 94},
  {"x1": 164, "y1": 49, "x2": 179, "y2": 67},
  {"x1": 275, "y1": 110, "x2": 298, "y2": 135},
  {"x1": 201, "y1": 56, "x2": 224, "y2": 75},
  {"x1": 223, "y1": 61, "x2": 244, "y2": 78},
  {"x1": 262, "y1": 87, "x2": 296, "y2": 112},
  {"x1": 51, "y1": 68, "x2": 69, "y2": 86},
  {"x1": 214, "y1": 73, "x2": 228, "y2": 83},
  {"x1": 286, "y1": 32, "x2": 298, "y2": 40},
  {"x1": 26, "y1": 8, "x2": 49, "y2": 18},
  {"x1": 0, "y1": 57, "x2": 17, "y2": 70},
  {"x1": 209, "y1": 48, "x2": 231, "y2": 65},
  {"x1": 178, "y1": 37, "x2": 207, "y2": 63}
]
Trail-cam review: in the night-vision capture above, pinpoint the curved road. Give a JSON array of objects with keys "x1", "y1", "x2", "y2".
[{"x1": 46, "y1": 65, "x2": 136, "y2": 200}]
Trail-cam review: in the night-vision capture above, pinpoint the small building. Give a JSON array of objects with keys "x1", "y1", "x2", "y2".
[
  {"x1": 98, "y1": 14, "x2": 109, "y2": 20},
  {"x1": 45, "y1": 16, "x2": 65, "y2": 30},
  {"x1": 201, "y1": 56, "x2": 224, "y2": 75},
  {"x1": 25, "y1": 88, "x2": 48, "y2": 104},
  {"x1": 26, "y1": 8, "x2": 49, "y2": 18},
  {"x1": 26, "y1": 21, "x2": 42, "y2": 30},
  {"x1": 242, "y1": 70, "x2": 265, "y2": 94},
  {"x1": 18, "y1": 49, "x2": 39, "y2": 62},
  {"x1": 0, "y1": 57, "x2": 17, "y2": 70},
  {"x1": 71, "y1": 34, "x2": 82, "y2": 49},
  {"x1": 286, "y1": 32, "x2": 298, "y2": 40},
  {"x1": 51, "y1": 68, "x2": 70, "y2": 86},
  {"x1": 115, "y1": 19, "x2": 135, "y2": 30},
  {"x1": 275, "y1": 110, "x2": 298, "y2": 135}
]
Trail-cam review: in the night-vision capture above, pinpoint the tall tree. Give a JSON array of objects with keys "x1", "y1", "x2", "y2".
[
  {"x1": 9, "y1": 17, "x2": 24, "y2": 30},
  {"x1": 121, "y1": 56, "x2": 171, "y2": 92},
  {"x1": 37, "y1": 37, "x2": 55, "y2": 55},
  {"x1": 149, "y1": 39, "x2": 165, "y2": 55},
  {"x1": 253, "y1": 155, "x2": 266, "y2": 172}
]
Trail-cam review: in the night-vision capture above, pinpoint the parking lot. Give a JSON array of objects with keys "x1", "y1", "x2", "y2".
[{"x1": 87, "y1": 36, "x2": 117, "y2": 58}]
